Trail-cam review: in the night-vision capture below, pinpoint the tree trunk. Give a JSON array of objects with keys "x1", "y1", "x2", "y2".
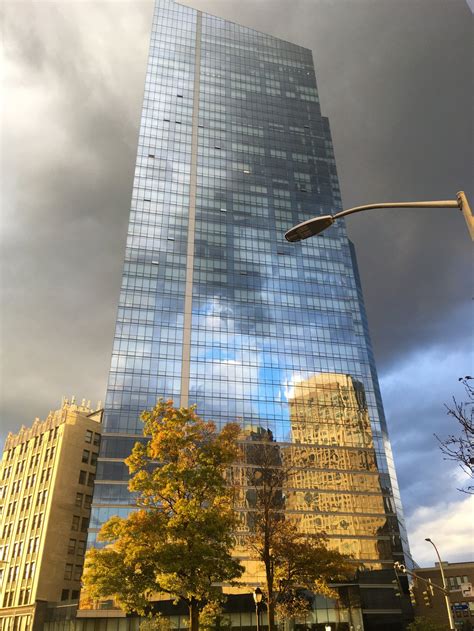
[
  {"x1": 267, "y1": 599, "x2": 276, "y2": 631},
  {"x1": 189, "y1": 598, "x2": 199, "y2": 631},
  {"x1": 264, "y1": 552, "x2": 276, "y2": 631}
]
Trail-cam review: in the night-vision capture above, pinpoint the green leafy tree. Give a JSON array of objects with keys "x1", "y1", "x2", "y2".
[
  {"x1": 407, "y1": 616, "x2": 446, "y2": 631},
  {"x1": 83, "y1": 400, "x2": 244, "y2": 631},
  {"x1": 243, "y1": 430, "x2": 354, "y2": 629}
]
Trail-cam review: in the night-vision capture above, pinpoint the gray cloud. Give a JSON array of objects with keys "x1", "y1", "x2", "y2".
[{"x1": 1, "y1": 0, "x2": 472, "y2": 560}]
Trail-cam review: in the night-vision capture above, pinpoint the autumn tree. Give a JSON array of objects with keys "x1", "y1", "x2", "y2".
[
  {"x1": 436, "y1": 376, "x2": 474, "y2": 494},
  {"x1": 83, "y1": 400, "x2": 244, "y2": 631},
  {"x1": 273, "y1": 523, "x2": 354, "y2": 621},
  {"x1": 242, "y1": 429, "x2": 354, "y2": 630}
]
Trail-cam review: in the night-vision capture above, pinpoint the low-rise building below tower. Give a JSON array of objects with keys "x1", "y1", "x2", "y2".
[{"x1": 0, "y1": 399, "x2": 103, "y2": 631}]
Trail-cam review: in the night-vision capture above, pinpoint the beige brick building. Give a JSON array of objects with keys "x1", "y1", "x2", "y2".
[{"x1": 0, "y1": 399, "x2": 102, "y2": 631}]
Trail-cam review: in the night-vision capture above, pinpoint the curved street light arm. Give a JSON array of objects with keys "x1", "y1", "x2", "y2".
[
  {"x1": 425, "y1": 538, "x2": 455, "y2": 631},
  {"x1": 285, "y1": 191, "x2": 473, "y2": 242},
  {"x1": 333, "y1": 199, "x2": 459, "y2": 221}
]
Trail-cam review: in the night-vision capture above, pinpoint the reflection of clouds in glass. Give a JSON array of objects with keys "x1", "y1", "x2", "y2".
[
  {"x1": 198, "y1": 296, "x2": 236, "y2": 332},
  {"x1": 191, "y1": 296, "x2": 261, "y2": 423},
  {"x1": 283, "y1": 372, "x2": 308, "y2": 402}
]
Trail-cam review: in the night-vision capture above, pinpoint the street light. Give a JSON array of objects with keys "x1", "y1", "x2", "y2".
[
  {"x1": 425, "y1": 537, "x2": 455, "y2": 631},
  {"x1": 253, "y1": 587, "x2": 263, "y2": 631},
  {"x1": 284, "y1": 191, "x2": 473, "y2": 242}
]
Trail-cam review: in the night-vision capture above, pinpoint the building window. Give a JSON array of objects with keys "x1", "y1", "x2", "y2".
[
  {"x1": 68, "y1": 538, "x2": 76, "y2": 555},
  {"x1": 71, "y1": 515, "x2": 80, "y2": 531},
  {"x1": 64, "y1": 564, "x2": 73, "y2": 580},
  {"x1": 71, "y1": 590, "x2": 79, "y2": 601},
  {"x1": 87, "y1": 473, "x2": 95, "y2": 487},
  {"x1": 76, "y1": 540, "x2": 86, "y2": 556},
  {"x1": 85, "y1": 430, "x2": 93, "y2": 444},
  {"x1": 90, "y1": 453, "x2": 98, "y2": 467},
  {"x1": 36, "y1": 513, "x2": 43, "y2": 529},
  {"x1": 0, "y1": 544, "x2": 9, "y2": 561},
  {"x1": 73, "y1": 565, "x2": 83, "y2": 581},
  {"x1": 61, "y1": 589, "x2": 69, "y2": 602},
  {"x1": 81, "y1": 517, "x2": 89, "y2": 533},
  {"x1": 78, "y1": 470, "x2": 87, "y2": 485},
  {"x1": 75, "y1": 492, "x2": 83, "y2": 507},
  {"x1": 36, "y1": 490, "x2": 47, "y2": 506},
  {"x1": 93, "y1": 433, "x2": 100, "y2": 447},
  {"x1": 82, "y1": 450, "x2": 90, "y2": 464},
  {"x1": 84, "y1": 495, "x2": 92, "y2": 509}
]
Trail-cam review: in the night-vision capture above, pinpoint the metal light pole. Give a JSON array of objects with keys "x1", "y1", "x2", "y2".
[
  {"x1": 425, "y1": 538, "x2": 455, "y2": 631},
  {"x1": 253, "y1": 587, "x2": 263, "y2": 631},
  {"x1": 284, "y1": 191, "x2": 473, "y2": 242}
]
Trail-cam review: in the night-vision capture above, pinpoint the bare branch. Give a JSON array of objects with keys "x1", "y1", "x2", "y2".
[{"x1": 435, "y1": 377, "x2": 474, "y2": 494}]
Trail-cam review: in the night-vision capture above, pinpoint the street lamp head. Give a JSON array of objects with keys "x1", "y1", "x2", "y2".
[
  {"x1": 253, "y1": 587, "x2": 263, "y2": 604},
  {"x1": 285, "y1": 215, "x2": 335, "y2": 242},
  {"x1": 425, "y1": 538, "x2": 432, "y2": 543}
]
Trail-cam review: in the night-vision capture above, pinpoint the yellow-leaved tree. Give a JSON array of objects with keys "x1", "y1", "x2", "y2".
[{"x1": 83, "y1": 400, "x2": 243, "y2": 631}]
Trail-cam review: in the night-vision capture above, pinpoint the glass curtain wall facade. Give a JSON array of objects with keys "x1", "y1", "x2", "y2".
[{"x1": 89, "y1": 0, "x2": 410, "y2": 573}]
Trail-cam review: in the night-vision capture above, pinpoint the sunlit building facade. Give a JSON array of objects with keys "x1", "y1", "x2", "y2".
[
  {"x1": 0, "y1": 400, "x2": 102, "y2": 631},
  {"x1": 89, "y1": 0, "x2": 410, "y2": 587}
]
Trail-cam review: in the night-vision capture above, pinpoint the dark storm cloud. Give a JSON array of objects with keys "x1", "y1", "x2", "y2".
[
  {"x1": 1, "y1": 0, "x2": 472, "y2": 561},
  {"x1": 1, "y1": 1, "x2": 154, "y2": 437}
]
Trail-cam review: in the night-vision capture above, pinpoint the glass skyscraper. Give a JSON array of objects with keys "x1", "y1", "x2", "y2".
[{"x1": 89, "y1": 0, "x2": 410, "y2": 577}]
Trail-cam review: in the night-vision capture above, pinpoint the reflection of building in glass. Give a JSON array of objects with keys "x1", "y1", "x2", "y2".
[
  {"x1": 286, "y1": 373, "x2": 398, "y2": 567},
  {"x1": 88, "y1": 0, "x2": 410, "y2": 581}
]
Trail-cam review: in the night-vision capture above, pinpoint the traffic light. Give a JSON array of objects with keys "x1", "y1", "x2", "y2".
[
  {"x1": 422, "y1": 588, "x2": 432, "y2": 607},
  {"x1": 409, "y1": 586, "x2": 417, "y2": 606},
  {"x1": 394, "y1": 561, "x2": 407, "y2": 573},
  {"x1": 392, "y1": 578, "x2": 401, "y2": 598}
]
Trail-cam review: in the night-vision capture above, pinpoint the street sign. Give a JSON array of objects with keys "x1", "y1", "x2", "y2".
[
  {"x1": 461, "y1": 583, "x2": 472, "y2": 597},
  {"x1": 452, "y1": 604, "x2": 469, "y2": 611}
]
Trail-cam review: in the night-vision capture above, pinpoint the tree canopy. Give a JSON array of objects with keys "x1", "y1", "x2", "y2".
[{"x1": 83, "y1": 400, "x2": 243, "y2": 630}]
